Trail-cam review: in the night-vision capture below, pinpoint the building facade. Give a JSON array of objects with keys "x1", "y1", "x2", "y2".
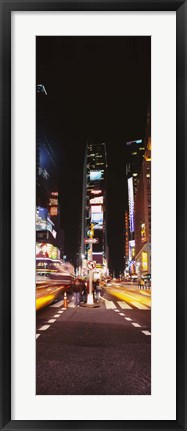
[
  {"x1": 134, "y1": 108, "x2": 151, "y2": 277},
  {"x1": 36, "y1": 85, "x2": 64, "y2": 259},
  {"x1": 80, "y1": 141, "x2": 108, "y2": 279},
  {"x1": 125, "y1": 139, "x2": 145, "y2": 274}
]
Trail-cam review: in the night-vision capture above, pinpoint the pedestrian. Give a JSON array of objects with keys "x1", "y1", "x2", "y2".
[
  {"x1": 93, "y1": 281, "x2": 97, "y2": 302},
  {"x1": 94, "y1": 278, "x2": 102, "y2": 302},
  {"x1": 81, "y1": 280, "x2": 87, "y2": 303},
  {"x1": 72, "y1": 278, "x2": 82, "y2": 306}
]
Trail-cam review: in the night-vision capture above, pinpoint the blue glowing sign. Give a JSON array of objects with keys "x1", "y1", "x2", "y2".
[{"x1": 90, "y1": 171, "x2": 102, "y2": 181}]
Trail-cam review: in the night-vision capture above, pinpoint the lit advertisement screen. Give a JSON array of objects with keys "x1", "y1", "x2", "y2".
[
  {"x1": 49, "y1": 198, "x2": 58, "y2": 206},
  {"x1": 36, "y1": 242, "x2": 59, "y2": 259},
  {"x1": 91, "y1": 205, "x2": 102, "y2": 214},
  {"x1": 142, "y1": 252, "x2": 148, "y2": 271},
  {"x1": 128, "y1": 177, "x2": 135, "y2": 233},
  {"x1": 36, "y1": 207, "x2": 48, "y2": 230},
  {"x1": 90, "y1": 171, "x2": 102, "y2": 181},
  {"x1": 91, "y1": 190, "x2": 102, "y2": 195},
  {"x1": 50, "y1": 206, "x2": 58, "y2": 216},
  {"x1": 91, "y1": 212, "x2": 103, "y2": 224},
  {"x1": 36, "y1": 207, "x2": 55, "y2": 233},
  {"x1": 90, "y1": 196, "x2": 103, "y2": 204},
  {"x1": 129, "y1": 239, "x2": 135, "y2": 261}
]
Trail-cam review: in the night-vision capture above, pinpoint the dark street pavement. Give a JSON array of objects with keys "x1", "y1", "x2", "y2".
[{"x1": 36, "y1": 290, "x2": 151, "y2": 395}]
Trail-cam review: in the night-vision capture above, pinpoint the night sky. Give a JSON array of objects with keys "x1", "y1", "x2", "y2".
[{"x1": 36, "y1": 36, "x2": 151, "y2": 275}]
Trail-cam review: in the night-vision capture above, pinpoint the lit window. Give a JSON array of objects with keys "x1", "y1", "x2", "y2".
[
  {"x1": 146, "y1": 174, "x2": 150, "y2": 178},
  {"x1": 132, "y1": 152, "x2": 137, "y2": 155}
]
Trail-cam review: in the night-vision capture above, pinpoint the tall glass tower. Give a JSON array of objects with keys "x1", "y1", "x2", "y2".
[{"x1": 80, "y1": 141, "x2": 108, "y2": 279}]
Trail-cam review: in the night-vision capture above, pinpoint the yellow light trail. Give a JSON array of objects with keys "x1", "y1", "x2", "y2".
[{"x1": 106, "y1": 285, "x2": 151, "y2": 308}]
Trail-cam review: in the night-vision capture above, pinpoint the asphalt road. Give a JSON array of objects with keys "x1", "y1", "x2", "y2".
[{"x1": 36, "y1": 287, "x2": 151, "y2": 395}]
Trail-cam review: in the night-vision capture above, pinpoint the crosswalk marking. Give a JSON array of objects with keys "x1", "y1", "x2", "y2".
[
  {"x1": 130, "y1": 301, "x2": 149, "y2": 310},
  {"x1": 117, "y1": 301, "x2": 132, "y2": 310},
  {"x1": 50, "y1": 300, "x2": 65, "y2": 308},
  {"x1": 105, "y1": 301, "x2": 116, "y2": 309}
]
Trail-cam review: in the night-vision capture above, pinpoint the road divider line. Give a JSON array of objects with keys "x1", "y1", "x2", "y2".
[
  {"x1": 142, "y1": 330, "x2": 151, "y2": 336},
  {"x1": 132, "y1": 322, "x2": 141, "y2": 327},
  {"x1": 114, "y1": 309, "x2": 120, "y2": 312},
  {"x1": 39, "y1": 325, "x2": 50, "y2": 331},
  {"x1": 36, "y1": 334, "x2": 41, "y2": 339},
  {"x1": 117, "y1": 301, "x2": 132, "y2": 309},
  {"x1": 58, "y1": 311, "x2": 64, "y2": 314},
  {"x1": 48, "y1": 319, "x2": 56, "y2": 323},
  {"x1": 53, "y1": 314, "x2": 60, "y2": 318},
  {"x1": 119, "y1": 313, "x2": 125, "y2": 316},
  {"x1": 125, "y1": 317, "x2": 132, "y2": 321}
]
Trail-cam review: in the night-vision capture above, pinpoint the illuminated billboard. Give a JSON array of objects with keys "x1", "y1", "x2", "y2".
[
  {"x1": 90, "y1": 196, "x2": 103, "y2": 204},
  {"x1": 36, "y1": 242, "x2": 59, "y2": 259},
  {"x1": 91, "y1": 190, "x2": 102, "y2": 195},
  {"x1": 36, "y1": 207, "x2": 48, "y2": 230},
  {"x1": 142, "y1": 251, "x2": 148, "y2": 271},
  {"x1": 91, "y1": 205, "x2": 102, "y2": 214},
  {"x1": 36, "y1": 207, "x2": 55, "y2": 234},
  {"x1": 128, "y1": 177, "x2": 135, "y2": 233},
  {"x1": 91, "y1": 212, "x2": 103, "y2": 224},
  {"x1": 49, "y1": 206, "x2": 58, "y2": 216},
  {"x1": 129, "y1": 239, "x2": 135, "y2": 261},
  {"x1": 141, "y1": 223, "x2": 146, "y2": 242},
  {"x1": 90, "y1": 171, "x2": 102, "y2": 181},
  {"x1": 49, "y1": 198, "x2": 58, "y2": 206}
]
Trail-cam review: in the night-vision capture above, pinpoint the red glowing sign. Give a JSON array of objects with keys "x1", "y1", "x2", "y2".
[{"x1": 90, "y1": 190, "x2": 102, "y2": 195}]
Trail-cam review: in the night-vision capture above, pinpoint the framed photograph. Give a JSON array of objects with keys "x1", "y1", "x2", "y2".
[{"x1": 0, "y1": 0, "x2": 186, "y2": 430}]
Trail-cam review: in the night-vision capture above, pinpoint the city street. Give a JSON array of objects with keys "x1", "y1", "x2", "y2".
[{"x1": 36, "y1": 283, "x2": 151, "y2": 395}]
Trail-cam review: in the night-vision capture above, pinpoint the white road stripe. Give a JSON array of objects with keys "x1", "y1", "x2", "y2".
[
  {"x1": 119, "y1": 313, "x2": 125, "y2": 316},
  {"x1": 105, "y1": 301, "x2": 116, "y2": 309},
  {"x1": 50, "y1": 300, "x2": 65, "y2": 308},
  {"x1": 58, "y1": 311, "x2": 64, "y2": 314},
  {"x1": 53, "y1": 314, "x2": 60, "y2": 318},
  {"x1": 39, "y1": 325, "x2": 50, "y2": 331},
  {"x1": 142, "y1": 330, "x2": 151, "y2": 336},
  {"x1": 117, "y1": 301, "x2": 132, "y2": 310},
  {"x1": 131, "y1": 301, "x2": 149, "y2": 310},
  {"x1": 36, "y1": 334, "x2": 41, "y2": 339},
  {"x1": 61, "y1": 308, "x2": 67, "y2": 310},
  {"x1": 132, "y1": 322, "x2": 141, "y2": 327},
  {"x1": 114, "y1": 309, "x2": 119, "y2": 312},
  {"x1": 48, "y1": 319, "x2": 56, "y2": 323},
  {"x1": 125, "y1": 317, "x2": 132, "y2": 321}
]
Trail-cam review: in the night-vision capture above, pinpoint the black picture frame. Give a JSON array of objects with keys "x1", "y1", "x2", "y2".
[{"x1": 0, "y1": 1, "x2": 186, "y2": 430}]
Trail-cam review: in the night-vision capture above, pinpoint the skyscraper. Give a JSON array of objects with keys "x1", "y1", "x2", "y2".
[
  {"x1": 134, "y1": 106, "x2": 151, "y2": 277},
  {"x1": 80, "y1": 141, "x2": 108, "y2": 279},
  {"x1": 125, "y1": 139, "x2": 145, "y2": 274}
]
